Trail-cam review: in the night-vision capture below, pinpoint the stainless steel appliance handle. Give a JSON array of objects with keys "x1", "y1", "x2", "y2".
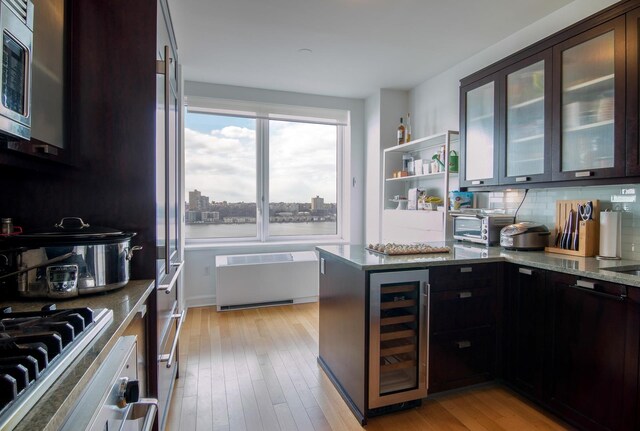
[
  {"x1": 158, "y1": 260, "x2": 184, "y2": 294},
  {"x1": 159, "y1": 309, "x2": 186, "y2": 368},
  {"x1": 116, "y1": 398, "x2": 158, "y2": 431},
  {"x1": 164, "y1": 44, "x2": 171, "y2": 274},
  {"x1": 569, "y1": 282, "x2": 627, "y2": 302}
]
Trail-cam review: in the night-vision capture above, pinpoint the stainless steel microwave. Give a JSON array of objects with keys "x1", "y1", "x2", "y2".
[
  {"x1": 0, "y1": 0, "x2": 33, "y2": 141},
  {"x1": 451, "y1": 213, "x2": 515, "y2": 246}
]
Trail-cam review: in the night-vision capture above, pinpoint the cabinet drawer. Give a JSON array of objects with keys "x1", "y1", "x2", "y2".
[
  {"x1": 429, "y1": 264, "x2": 497, "y2": 292},
  {"x1": 429, "y1": 327, "x2": 495, "y2": 393},
  {"x1": 430, "y1": 286, "x2": 495, "y2": 333}
]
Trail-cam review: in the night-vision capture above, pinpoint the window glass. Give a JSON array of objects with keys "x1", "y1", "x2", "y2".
[
  {"x1": 268, "y1": 120, "x2": 337, "y2": 236},
  {"x1": 184, "y1": 113, "x2": 257, "y2": 239},
  {"x1": 184, "y1": 107, "x2": 344, "y2": 242}
]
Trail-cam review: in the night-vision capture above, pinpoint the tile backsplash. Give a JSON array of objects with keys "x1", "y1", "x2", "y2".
[{"x1": 479, "y1": 184, "x2": 639, "y2": 261}]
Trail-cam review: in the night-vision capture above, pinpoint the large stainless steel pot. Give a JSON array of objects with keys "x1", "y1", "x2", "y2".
[{"x1": 7, "y1": 217, "x2": 142, "y2": 298}]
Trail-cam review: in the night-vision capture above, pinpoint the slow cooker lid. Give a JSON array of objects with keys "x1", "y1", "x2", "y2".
[
  {"x1": 18, "y1": 217, "x2": 135, "y2": 241},
  {"x1": 501, "y1": 221, "x2": 549, "y2": 237}
]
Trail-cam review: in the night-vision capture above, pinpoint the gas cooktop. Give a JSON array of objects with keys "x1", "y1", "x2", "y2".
[{"x1": 0, "y1": 305, "x2": 113, "y2": 430}]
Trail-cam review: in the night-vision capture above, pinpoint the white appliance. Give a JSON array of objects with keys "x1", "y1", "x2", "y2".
[{"x1": 216, "y1": 251, "x2": 319, "y2": 310}]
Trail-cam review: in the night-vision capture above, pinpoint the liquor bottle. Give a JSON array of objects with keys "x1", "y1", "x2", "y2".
[
  {"x1": 406, "y1": 113, "x2": 412, "y2": 143},
  {"x1": 397, "y1": 117, "x2": 406, "y2": 145}
]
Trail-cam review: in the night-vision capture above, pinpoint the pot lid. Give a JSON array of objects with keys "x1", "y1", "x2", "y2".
[
  {"x1": 501, "y1": 221, "x2": 549, "y2": 237},
  {"x1": 19, "y1": 217, "x2": 135, "y2": 240}
]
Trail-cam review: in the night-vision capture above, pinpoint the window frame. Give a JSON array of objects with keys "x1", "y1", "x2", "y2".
[{"x1": 184, "y1": 101, "x2": 349, "y2": 245}]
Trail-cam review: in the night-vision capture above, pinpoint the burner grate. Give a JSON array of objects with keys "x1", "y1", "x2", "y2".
[{"x1": 0, "y1": 306, "x2": 113, "y2": 431}]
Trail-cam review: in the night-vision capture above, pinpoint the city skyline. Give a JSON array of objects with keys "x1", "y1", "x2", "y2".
[{"x1": 185, "y1": 189, "x2": 336, "y2": 226}]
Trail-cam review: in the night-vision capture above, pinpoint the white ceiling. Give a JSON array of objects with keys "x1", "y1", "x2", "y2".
[{"x1": 167, "y1": 0, "x2": 573, "y2": 99}]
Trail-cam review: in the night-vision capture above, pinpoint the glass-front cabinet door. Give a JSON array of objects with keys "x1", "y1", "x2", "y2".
[
  {"x1": 626, "y1": 8, "x2": 640, "y2": 176},
  {"x1": 500, "y1": 51, "x2": 552, "y2": 184},
  {"x1": 461, "y1": 76, "x2": 500, "y2": 187},
  {"x1": 552, "y1": 17, "x2": 626, "y2": 180}
]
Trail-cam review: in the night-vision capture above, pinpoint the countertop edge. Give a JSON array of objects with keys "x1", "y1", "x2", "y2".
[
  {"x1": 5, "y1": 279, "x2": 156, "y2": 431},
  {"x1": 316, "y1": 245, "x2": 640, "y2": 287}
]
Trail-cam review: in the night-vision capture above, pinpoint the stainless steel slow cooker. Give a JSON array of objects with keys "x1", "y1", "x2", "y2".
[{"x1": 5, "y1": 217, "x2": 141, "y2": 298}]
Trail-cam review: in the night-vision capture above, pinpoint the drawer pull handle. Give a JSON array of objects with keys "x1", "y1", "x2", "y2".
[
  {"x1": 575, "y1": 171, "x2": 593, "y2": 178},
  {"x1": 159, "y1": 309, "x2": 186, "y2": 368},
  {"x1": 569, "y1": 283, "x2": 627, "y2": 302},
  {"x1": 518, "y1": 268, "x2": 533, "y2": 276},
  {"x1": 456, "y1": 340, "x2": 471, "y2": 349},
  {"x1": 460, "y1": 267, "x2": 472, "y2": 273},
  {"x1": 471, "y1": 180, "x2": 484, "y2": 185},
  {"x1": 515, "y1": 176, "x2": 530, "y2": 182},
  {"x1": 158, "y1": 261, "x2": 184, "y2": 294},
  {"x1": 458, "y1": 291, "x2": 472, "y2": 299}
]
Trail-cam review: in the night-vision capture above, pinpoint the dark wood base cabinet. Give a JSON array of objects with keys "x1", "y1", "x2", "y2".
[
  {"x1": 505, "y1": 265, "x2": 640, "y2": 431},
  {"x1": 428, "y1": 263, "x2": 501, "y2": 393}
]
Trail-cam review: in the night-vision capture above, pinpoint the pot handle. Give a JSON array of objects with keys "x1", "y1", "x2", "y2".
[
  {"x1": 126, "y1": 246, "x2": 143, "y2": 261},
  {"x1": 55, "y1": 217, "x2": 90, "y2": 229}
]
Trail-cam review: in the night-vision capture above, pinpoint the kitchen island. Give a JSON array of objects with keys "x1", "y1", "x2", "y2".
[
  {"x1": 317, "y1": 243, "x2": 640, "y2": 429},
  {"x1": 0, "y1": 280, "x2": 155, "y2": 431}
]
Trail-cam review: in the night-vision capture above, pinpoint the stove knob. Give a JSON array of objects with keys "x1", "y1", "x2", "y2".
[{"x1": 116, "y1": 377, "x2": 140, "y2": 408}]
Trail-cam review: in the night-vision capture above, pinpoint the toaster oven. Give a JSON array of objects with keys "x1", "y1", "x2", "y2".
[{"x1": 451, "y1": 213, "x2": 515, "y2": 246}]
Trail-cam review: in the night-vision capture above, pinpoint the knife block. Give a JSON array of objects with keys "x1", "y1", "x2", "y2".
[{"x1": 545, "y1": 199, "x2": 599, "y2": 257}]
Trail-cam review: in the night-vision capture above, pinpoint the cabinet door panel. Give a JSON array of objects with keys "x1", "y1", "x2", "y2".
[
  {"x1": 430, "y1": 286, "x2": 495, "y2": 333},
  {"x1": 460, "y1": 76, "x2": 500, "y2": 187},
  {"x1": 429, "y1": 327, "x2": 495, "y2": 393},
  {"x1": 546, "y1": 272, "x2": 629, "y2": 430},
  {"x1": 504, "y1": 265, "x2": 546, "y2": 399},
  {"x1": 626, "y1": 8, "x2": 640, "y2": 176},
  {"x1": 500, "y1": 50, "x2": 553, "y2": 185},
  {"x1": 552, "y1": 17, "x2": 626, "y2": 180}
]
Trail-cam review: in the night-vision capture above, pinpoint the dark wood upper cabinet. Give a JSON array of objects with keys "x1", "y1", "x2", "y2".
[
  {"x1": 460, "y1": 2, "x2": 639, "y2": 189},
  {"x1": 626, "y1": 7, "x2": 640, "y2": 176},
  {"x1": 551, "y1": 16, "x2": 626, "y2": 181}
]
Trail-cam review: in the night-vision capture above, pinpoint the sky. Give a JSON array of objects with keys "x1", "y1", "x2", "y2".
[{"x1": 184, "y1": 113, "x2": 337, "y2": 204}]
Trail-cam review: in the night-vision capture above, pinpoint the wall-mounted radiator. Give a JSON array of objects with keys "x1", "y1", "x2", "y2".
[{"x1": 215, "y1": 251, "x2": 319, "y2": 311}]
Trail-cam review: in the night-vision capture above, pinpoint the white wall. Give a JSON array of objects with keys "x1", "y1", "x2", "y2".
[
  {"x1": 409, "y1": 0, "x2": 619, "y2": 137},
  {"x1": 182, "y1": 82, "x2": 365, "y2": 307},
  {"x1": 365, "y1": 92, "x2": 381, "y2": 244},
  {"x1": 364, "y1": 90, "x2": 409, "y2": 244}
]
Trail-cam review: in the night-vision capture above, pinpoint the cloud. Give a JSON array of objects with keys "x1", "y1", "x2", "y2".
[{"x1": 185, "y1": 120, "x2": 337, "y2": 203}]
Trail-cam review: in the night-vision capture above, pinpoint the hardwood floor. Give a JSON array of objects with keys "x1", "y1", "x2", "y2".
[{"x1": 166, "y1": 304, "x2": 569, "y2": 431}]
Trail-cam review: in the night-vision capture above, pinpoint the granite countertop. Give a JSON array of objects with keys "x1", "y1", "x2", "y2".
[
  {"x1": 317, "y1": 242, "x2": 640, "y2": 287},
  {"x1": 0, "y1": 279, "x2": 155, "y2": 431}
]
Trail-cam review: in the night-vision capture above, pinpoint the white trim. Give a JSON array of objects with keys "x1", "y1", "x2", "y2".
[
  {"x1": 185, "y1": 105, "x2": 349, "y2": 244},
  {"x1": 185, "y1": 294, "x2": 217, "y2": 309},
  {"x1": 186, "y1": 95, "x2": 349, "y2": 125}
]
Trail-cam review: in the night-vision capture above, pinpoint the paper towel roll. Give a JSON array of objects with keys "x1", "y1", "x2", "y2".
[{"x1": 599, "y1": 211, "x2": 621, "y2": 258}]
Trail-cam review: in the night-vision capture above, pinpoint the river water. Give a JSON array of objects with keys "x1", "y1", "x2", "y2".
[{"x1": 185, "y1": 221, "x2": 337, "y2": 239}]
